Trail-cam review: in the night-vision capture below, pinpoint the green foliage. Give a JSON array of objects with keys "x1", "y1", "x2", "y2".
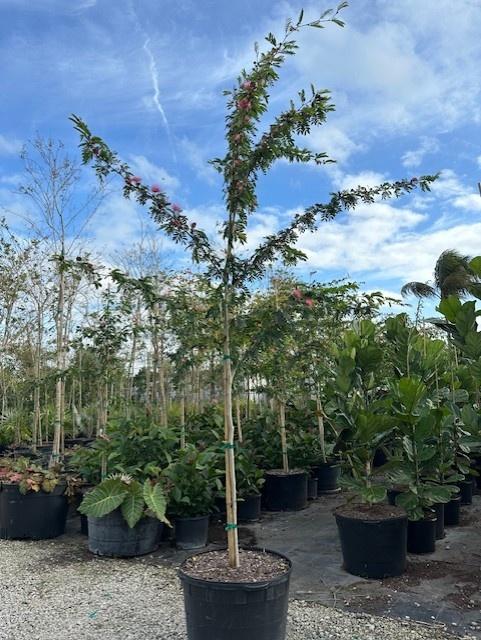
[
  {"x1": 162, "y1": 445, "x2": 219, "y2": 518},
  {"x1": 78, "y1": 475, "x2": 169, "y2": 528}
]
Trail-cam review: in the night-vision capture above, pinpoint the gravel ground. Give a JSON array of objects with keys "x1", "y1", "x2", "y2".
[{"x1": 0, "y1": 535, "x2": 476, "y2": 640}]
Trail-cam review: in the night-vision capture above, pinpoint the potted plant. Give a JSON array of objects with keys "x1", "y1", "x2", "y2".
[
  {"x1": 328, "y1": 320, "x2": 408, "y2": 578},
  {"x1": 0, "y1": 457, "x2": 69, "y2": 539},
  {"x1": 163, "y1": 445, "x2": 218, "y2": 549},
  {"x1": 73, "y1": 2, "x2": 435, "y2": 634},
  {"x1": 386, "y1": 377, "x2": 457, "y2": 553},
  {"x1": 78, "y1": 473, "x2": 169, "y2": 557}
]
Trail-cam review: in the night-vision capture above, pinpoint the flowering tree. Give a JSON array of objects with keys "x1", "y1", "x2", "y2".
[{"x1": 71, "y1": 3, "x2": 436, "y2": 568}]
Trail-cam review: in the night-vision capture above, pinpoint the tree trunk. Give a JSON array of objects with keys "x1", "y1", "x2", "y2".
[
  {"x1": 279, "y1": 399, "x2": 289, "y2": 473},
  {"x1": 222, "y1": 292, "x2": 239, "y2": 569}
]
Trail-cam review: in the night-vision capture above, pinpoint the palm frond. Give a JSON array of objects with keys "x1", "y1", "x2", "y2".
[{"x1": 401, "y1": 281, "x2": 437, "y2": 299}]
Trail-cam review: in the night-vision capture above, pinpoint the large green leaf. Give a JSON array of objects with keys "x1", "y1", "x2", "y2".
[
  {"x1": 143, "y1": 481, "x2": 170, "y2": 525},
  {"x1": 78, "y1": 478, "x2": 128, "y2": 518},
  {"x1": 438, "y1": 296, "x2": 462, "y2": 323},
  {"x1": 121, "y1": 481, "x2": 145, "y2": 528}
]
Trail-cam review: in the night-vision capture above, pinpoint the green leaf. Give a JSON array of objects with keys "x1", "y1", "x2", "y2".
[
  {"x1": 438, "y1": 296, "x2": 462, "y2": 323},
  {"x1": 469, "y1": 256, "x2": 481, "y2": 276},
  {"x1": 143, "y1": 481, "x2": 170, "y2": 525},
  {"x1": 78, "y1": 479, "x2": 128, "y2": 518},
  {"x1": 121, "y1": 481, "x2": 145, "y2": 528}
]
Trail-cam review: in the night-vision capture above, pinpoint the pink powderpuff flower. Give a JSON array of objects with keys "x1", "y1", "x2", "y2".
[
  {"x1": 151, "y1": 184, "x2": 162, "y2": 193},
  {"x1": 242, "y1": 80, "x2": 254, "y2": 90},
  {"x1": 237, "y1": 98, "x2": 251, "y2": 110},
  {"x1": 292, "y1": 288, "x2": 302, "y2": 300},
  {"x1": 131, "y1": 176, "x2": 142, "y2": 184},
  {"x1": 233, "y1": 133, "x2": 242, "y2": 142},
  {"x1": 172, "y1": 203, "x2": 182, "y2": 213},
  {"x1": 305, "y1": 298, "x2": 314, "y2": 307}
]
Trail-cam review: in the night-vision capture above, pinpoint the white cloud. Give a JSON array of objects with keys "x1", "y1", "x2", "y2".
[
  {"x1": 0, "y1": 134, "x2": 22, "y2": 156},
  {"x1": 178, "y1": 139, "x2": 219, "y2": 185},
  {"x1": 402, "y1": 137, "x2": 439, "y2": 168},
  {"x1": 307, "y1": 125, "x2": 363, "y2": 165},
  {"x1": 477, "y1": 155, "x2": 481, "y2": 169},
  {"x1": 128, "y1": 155, "x2": 179, "y2": 191},
  {"x1": 452, "y1": 193, "x2": 481, "y2": 213}
]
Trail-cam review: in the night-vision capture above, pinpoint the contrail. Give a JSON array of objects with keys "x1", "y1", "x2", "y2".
[
  {"x1": 128, "y1": 0, "x2": 176, "y2": 160},
  {"x1": 142, "y1": 36, "x2": 170, "y2": 132}
]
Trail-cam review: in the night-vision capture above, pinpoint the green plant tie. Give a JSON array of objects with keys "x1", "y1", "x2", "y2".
[
  {"x1": 225, "y1": 523, "x2": 238, "y2": 531},
  {"x1": 222, "y1": 354, "x2": 231, "y2": 360},
  {"x1": 221, "y1": 442, "x2": 235, "y2": 450}
]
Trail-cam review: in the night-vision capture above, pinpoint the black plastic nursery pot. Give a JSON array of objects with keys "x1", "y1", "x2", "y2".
[
  {"x1": 263, "y1": 470, "x2": 308, "y2": 511},
  {"x1": 433, "y1": 503, "x2": 445, "y2": 540},
  {"x1": 307, "y1": 476, "x2": 318, "y2": 500},
  {"x1": 0, "y1": 483, "x2": 68, "y2": 540},
  {"x1": 175, "y1": 515, "x2": 210, "y2": 550},
  {"x1": 179, "y1": 548, "x2": 292, "y2": 640},
  {"x1": 87, "y1": 509, "x2": 161, "y2": 557},
  {"x1": 407, "y1": 516, "x2": 436, "y2": 554},
  {"x1": 444, "y1": 496, "x2": 461, "y2": 526},
  {"x1": 335, "y1": 504, "x2": 407, "y2": 579},
  {"x1": 315, "y1": 462, "x2": 341, "y2": 494},
  {"x1": 458, "y1": 479, "x2": 473, "y2": 505},
  {"x1": 238, "y1": 494, "x2": 262, "y2": 523}
]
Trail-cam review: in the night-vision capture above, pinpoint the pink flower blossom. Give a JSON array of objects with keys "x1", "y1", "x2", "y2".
[
  {"x1": 172, "y1": 203, "x2": 182, "y2": 213},
  {"x1": 131, "y1": 176, "x2": 142, "y2": 184},
  {"x1": 305, "y1": 298, "x2": 314, "y2": 307},
  {"x1": 237, "y1": 98, "x2": 251, "y2": 110},
  {"x1": 233, "y1": 133, "x2": 242, "y2": 142},
  {"x1": 242, "y1": 80, "x2": 254, "y2": 90},
  {"x1": 292, "y1": 288, "x2": 302, "y2": 300},
  {"x1": 151, "y1": 184, "x2": 162, "y2": 193}
]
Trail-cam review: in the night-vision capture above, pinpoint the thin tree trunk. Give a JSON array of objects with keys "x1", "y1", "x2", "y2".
[
  {"x1": 279, "y1": 399, "x2": 289, "y2": 473},
  {"x1": 52, "y1": 264, "x2": 65, "y2": 462},
  {"x1": 222, "y1": 293, "x2": 239, "y2": 569},
  {"x1": 316, "y1": 391, "x2": 327, "y2": 464},
  {"x1": 235, "y1": 395, "x2": 243, "y2": 443}
]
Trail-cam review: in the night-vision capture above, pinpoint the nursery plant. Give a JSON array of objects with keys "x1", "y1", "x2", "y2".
[
  {"x1": 72, "y1": 1, "x2": 436, "y2": 610},
  {"x1": 327, "y1": 319, "x2": 395, "y2": 503},
  {"x1": 385, "y1": 377, "x2": 456, "y2": 521},
  {"x1": 0, "y1": 456, "x2": 71, "y2": 540},
  {"x1": 162, "y1": 444, "x2": 219, "y2": 519},
  {"x1": 78, "y1": 474, "x2": 169, "y2": 528}
]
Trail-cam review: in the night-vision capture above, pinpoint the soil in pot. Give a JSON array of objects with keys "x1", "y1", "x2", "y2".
[
  {"x1": 444, "y1": 496, "x2": 461, "y2": 526},
  {"x1": 263, "y1": 469, "x2": 307, "y2": 511},
  {"x1": 179, "y1": 548, "x2": 291, "y2": 640},
  {"x1": 407, "y1": 515, "x2": 436, "y2": 554},
  {"x1": 458, "y1": 479, "x2": 473, "y2": 505},
  {"x1": 87, "y1": 509, "x2": 161, "y2": 557},
  {"x1": 307, "y1": 476, "x2": 318, "y2": 500},
  {"x1": 334, "y1": 503, "x2": 407, "y2": 579},
  {"x1": 0, "y1": 483, "x2": 68, "y2": 540},
  {"x1": 175, "y1": 515, "x2": 210, "y2": 550},
  {"x1": 315, "y1": 462, "x2": 341, "y2": 494}
]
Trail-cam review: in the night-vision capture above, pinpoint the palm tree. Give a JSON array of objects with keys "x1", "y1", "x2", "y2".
[{"x1": 401, "y1": 249, "x2": 480, "y2": 300}]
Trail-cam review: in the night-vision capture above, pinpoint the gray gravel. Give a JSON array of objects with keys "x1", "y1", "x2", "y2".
[{"x1": 0, "y1": 535, "x2": 475, "y2": 640}]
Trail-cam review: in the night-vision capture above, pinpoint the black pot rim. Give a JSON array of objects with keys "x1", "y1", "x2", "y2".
[
  {"x1": 179, "y1": 546, "x2": 292, "y2": 589},
  {"x1": 265, "y1": 469, "x2": 307, "y2": 478},
  {"x1": 175, "y1": 513, "x2": 210, "y2": 522},
  {"x1": 334, "y1": 504, "x2": 407, "y2": 524},
  {"x1": 0, "y1": 481, "x2": 66, "y2": 494}
]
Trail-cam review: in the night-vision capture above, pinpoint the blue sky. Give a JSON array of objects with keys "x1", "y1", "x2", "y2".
[{"x1": 1, "y1": 0, "x2": 481, "y2": 308}]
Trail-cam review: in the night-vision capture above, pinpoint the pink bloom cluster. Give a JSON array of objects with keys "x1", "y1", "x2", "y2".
[
  {"x1": 237, "y1": 98, "x2": 252, "y2": 111},
  {"x1": 291, "y1": 288, "x2": 314, "y2": 307}
]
